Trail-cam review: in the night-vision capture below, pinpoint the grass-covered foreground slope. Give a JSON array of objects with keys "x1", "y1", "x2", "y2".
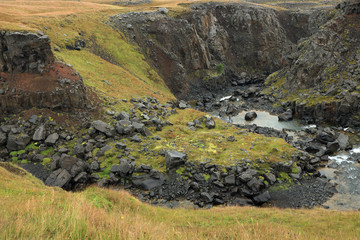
[{"x1": 1, "y1": 163, "x2": 360, "y2": 240}]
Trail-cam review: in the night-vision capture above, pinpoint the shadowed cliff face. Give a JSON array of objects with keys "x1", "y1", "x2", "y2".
[
  {"x1": 0, "y1": 32, "x2": 88, "y2": 113},
  {"x1": 110, "y1": 3, "x2": 330, "y2": 99}
]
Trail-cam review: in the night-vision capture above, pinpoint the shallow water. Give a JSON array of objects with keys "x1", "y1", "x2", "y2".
[
  {"x1": 223, "y1": 111, "x2": 303, "y2": 131},
  {"x1": 322, "y1": 146, "x2": 360, "y2": 210}
]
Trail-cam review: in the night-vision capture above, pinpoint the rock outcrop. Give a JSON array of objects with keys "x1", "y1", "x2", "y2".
[
  {"x1": 265, "y1": 2, "x2": 360, "y2": 126},
  {"x1": 110, "y1": 3, "x2": 331, "y2": 99},
  {"x1": 0, "y1": 32, "x2": 88, "y2": 113}
]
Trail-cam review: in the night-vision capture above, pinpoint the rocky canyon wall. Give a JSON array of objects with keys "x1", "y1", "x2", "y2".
[
  {"x1": 265, "y1": 1, "x2": 360, "y2": 126},
  {"x1": 110, "y1": 3, "x2": 331, "y2": 99}
]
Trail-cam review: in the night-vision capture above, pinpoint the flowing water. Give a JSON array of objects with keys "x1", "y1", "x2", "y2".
[
  {"x1": 321, "y1": 147, "x2": 360, "y2": 210},
  {"x1": 211, "y1": 96, "x2": 360, "y2": 210}
]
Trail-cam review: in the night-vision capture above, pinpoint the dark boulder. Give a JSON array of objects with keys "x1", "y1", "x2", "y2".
[
  {"x1": 253, "y1": 191, "x2": 271, "y2": 205},
  {"x1": 115, "y1": 111, "x2": 130, "y2": 121},
  {"x1": 200, "y1": 192, "x2": 213, "y2": 203},
  {"x1": 0, "y1": 131, "x2": 6, "y2": 145},
  {"x1": 316, "y1": 131, "x2": 335, "y2": 144},
  {"x1": 45, "y1": 133, "x2": 59, "y2": 145},
  {"x1": 224, "y1": 174, "x2": 236, "y2": 185},
  {"x1": 110, "y1": 158, "x2": 133, "y2": 177},
  {"x1": 239, "y1": 169, "x2": 258, "y2": 182},
  {"x1": 165, "y1": 150, "x2": 187, "y2": 171},
  {"x1": 45, "y1": 168, "x2": 72, "y2": 188},
  {"x1": 278, "y1": 109, "x2": 293, "y2": 121},
  {"x1": 72, "y1": 144, "x2": 85, "y2": 159},
  {"x1": 326, "y1": 142, "x2": 340, "y2": 154},
  {"x1": 91, "y1": 120, "x2": 115, "y2": 137},
  {"x1": 59, "y1": 154, "x2": 78, "y2": 171},
  {"x1": 132, "y1": 170, "x2": 165, "y2": 190},
  {"x1": 6, "y1": 133, "x2": 30, "y2": 151},
  {"x1": 245, "y1": 112, "x2": 257, "y2": 121},
  {"x1": 116, "y1": 120, "x2": 134, "y2": 135}
]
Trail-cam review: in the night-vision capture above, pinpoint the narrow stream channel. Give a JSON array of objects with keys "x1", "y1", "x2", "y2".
[
  {"x1": 211, "y1": 104, "x2": 360, "y2": 210},
  {"x1": 321, "y1": 147, "x2": 360, "y2": 210}
]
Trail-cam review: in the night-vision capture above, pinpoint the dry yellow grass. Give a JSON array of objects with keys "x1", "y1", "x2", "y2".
[{"x1": 0, "y1": 163, "x2": 360, "y2": 240}]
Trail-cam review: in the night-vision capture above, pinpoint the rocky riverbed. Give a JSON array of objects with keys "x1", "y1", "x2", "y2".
[{"x1": 1, "y1": 89, "x2": 354, "y2": 210}]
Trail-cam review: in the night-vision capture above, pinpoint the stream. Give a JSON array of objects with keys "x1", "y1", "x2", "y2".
[
  {"x1": 321, "y1": 147, "x2": 360, "y2": 210},
  {"x1": 210, "y1": 101, "x2": 360, "y2": 210}
]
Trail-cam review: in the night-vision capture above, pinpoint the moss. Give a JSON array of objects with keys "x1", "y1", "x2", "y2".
[
  {"x1": 41, "y1": 147, "x2": 54, "y2": 156},
  {"x1": 291, "y1": 163, "x2": 300, "y2": 174},
  {"x1": 10, "y1": 150, "x2": 25, "y2": 157},
  {"x1": 176, "y1": 166, "x2": 186, "y2": 175},
  {"x1": 42, "y1": 158, "x2": 52, "y2": 165},
  {"x1": 277, "y1": 172, "x2": 292, "y2": 183},
  {"x1": 11, "y1": 157, "x2": 19, "y2": 163},
  {"x1": 216, "y1": 64, "x2": 224, "y2": 74},
  {"x1": 203, "y1": 174, "x2": 210, "y2": 182}
]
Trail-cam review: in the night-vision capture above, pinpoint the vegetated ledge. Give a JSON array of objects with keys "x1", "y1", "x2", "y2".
[{"x1": 0, "y1": 31, "x2": 89, "y2": 113}]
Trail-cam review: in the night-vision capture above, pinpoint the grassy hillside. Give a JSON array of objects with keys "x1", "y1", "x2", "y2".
[{"x1": 1, "y1": 163, "x2": 360, "y2": 239}]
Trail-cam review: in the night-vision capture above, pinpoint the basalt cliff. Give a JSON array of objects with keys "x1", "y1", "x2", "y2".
[
  {"x1": 110, "y1": 1, "x2": 360, "y2": 126},
  {"x1": 0, "y1": 32, "x2": 87, "y2": 113}
]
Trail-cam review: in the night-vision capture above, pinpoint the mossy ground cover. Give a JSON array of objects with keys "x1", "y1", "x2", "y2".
[
  {"x1": 84, "y1": 108, "x2": 298, "y2": 176},
  {"x1": 1, "y1": 163, "x2": 360, "y2": 239}
]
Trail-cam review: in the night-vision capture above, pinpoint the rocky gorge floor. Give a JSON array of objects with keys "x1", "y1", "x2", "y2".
[{"x1": 1, "y1": 77, "x2": 358, "y2": 210}]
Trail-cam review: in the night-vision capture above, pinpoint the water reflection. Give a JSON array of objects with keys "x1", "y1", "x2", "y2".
[{"x1": 219, "y1": 111, "x2": 303, "y2": 131}]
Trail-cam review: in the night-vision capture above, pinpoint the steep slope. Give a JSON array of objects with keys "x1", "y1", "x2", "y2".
[
  {"x1": 265, "y1": 1, "x2": 360, "y2": 126},
  {"x1": 110, "y1": 3, "x2": 332, "y2": 99}
]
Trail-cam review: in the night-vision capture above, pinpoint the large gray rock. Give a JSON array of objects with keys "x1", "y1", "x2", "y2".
[
  {"x1": 33, "y1": 125, "x2": 46, "y2": 141},
  {"x1": 278, "y1": 109, "x2": 293, "y2": 121},
  {"x1": 165, "y1": 150, "x2": 187, "y2": 170},
  {"x1": 224, "y1": 174, "x2": 236, "y2": 185},
  {"x1": 253, "y1": 191, "x2": 271, "y2": 205},
  {"x1": 247, "y1": 177, "x2": 263, "y2": 192},
  {"x1": 239, "y1": 169, "x2": 258, "y2": 182},
  {"x1": 205, "y1": 116, "x2": 216, "y2": 129},
  {"x1": 326, "y1": 141, "x2": 340, "y2": 154},
  {"x1": 265, "y1": 172, "x2": 276, "y2": 185},
  {"x1": 110, "y1": 158, "x2": 133, "y2": 177},
  {"x1": 6, "y1": 133, "x2": 30, "y2": 151},
  {"x1": 200, "y1": 192, "x2": 213, "y2": 203},
  {"x1": 60, "y1": 154, "x2": 78, "y2": 171},
  {"x1": 45, "y1": 169, "x2": 72, "y2": 188},
  {"x1": 116, "y1": 120, "x2": 134, "y2": 135},
  {"x1": 337, "y1": 133, "x2": 349, "y2": 150},
  {"x1": 72, "y1": 144, "x2": 85, "y2": 158},
  {"x1": 132, "y1": 122, "x2": 145, "y2": 132},
  {"x1": 316, "y1": 131, "x2": 335, "y2": 144},
  {"x1": 132, "y1": 171, "x2": 165, "y2": 190},
  {"x1": 158, "y1": 7, "x2": 169, "y2": 15},
  {"x1": 116, "y1": 111, "x2": 130, "y2": 121},
  {"x1": 91, "y1": 120, "x2": 115, "y2": 137},
  {"x1": 45, "y1": 133, "x2": 59, "y2": 145}
]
